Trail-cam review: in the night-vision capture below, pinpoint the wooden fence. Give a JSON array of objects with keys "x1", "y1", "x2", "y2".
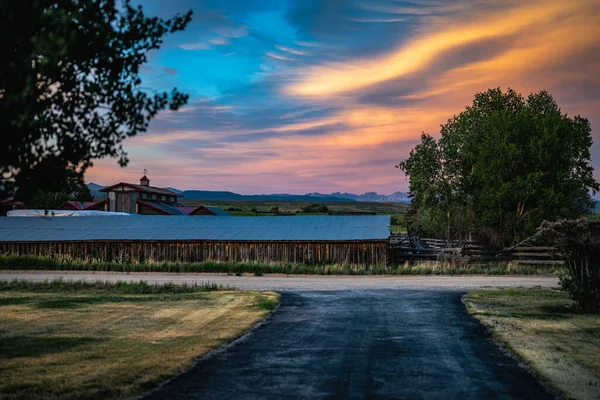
[
  {"x1": 390, "y1": 235, "x2": 563, "y2": 265},
  {"x1": 0, "y1": 240, "x2": 390, "y2": 266}
]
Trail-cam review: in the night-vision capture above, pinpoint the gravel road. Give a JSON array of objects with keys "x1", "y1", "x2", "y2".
[
  {"x1": 0, "y1": 271, "x2": 559, "y2": 291},
  {"x1": 147, "y1": 290, "x2": 554, "y2": 399}
]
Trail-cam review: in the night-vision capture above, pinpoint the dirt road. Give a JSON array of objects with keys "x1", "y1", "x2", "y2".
[{"x1": 0, "y1": 271, "x2": 559, "y2": 291}]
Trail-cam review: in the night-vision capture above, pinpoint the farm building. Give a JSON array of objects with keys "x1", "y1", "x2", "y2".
[
  {"x1": 0, "y1": 215, "x2": 391, "y2": 265},
  {"x1": 61, "y1": 174, "x2": 228, "y2": 216},
  {"x1": 62, "y1": 200, "x2": 108, "y2": 211}
]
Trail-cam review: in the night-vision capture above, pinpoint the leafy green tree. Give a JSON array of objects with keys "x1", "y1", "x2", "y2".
[
  {"x1": 398, "y1": 88, "x2": 599, "y2": 246},
  {"x1": 0, "y1": 0, "x2": 192, "y2": 203}
]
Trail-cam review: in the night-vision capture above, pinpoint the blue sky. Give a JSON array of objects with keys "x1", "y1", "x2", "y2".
[{"x1": 88, "y1": 0, "x2": 600, "y2": 194}]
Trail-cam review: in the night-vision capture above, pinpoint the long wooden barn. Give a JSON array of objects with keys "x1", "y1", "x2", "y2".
[{"x1": 0, "y1": 215, "x2": 391, "y2": 266}]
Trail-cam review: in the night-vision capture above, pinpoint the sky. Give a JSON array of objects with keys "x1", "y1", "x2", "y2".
[{"x1": 86, "y1": 0, "x2": 600, "y2": 195}]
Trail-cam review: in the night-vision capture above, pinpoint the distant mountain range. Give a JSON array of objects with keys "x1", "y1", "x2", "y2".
[
  {"x1": 306, "y1": 191, "x2": 411, "y2": 203},
  {"x1": 88, "y1": 183, "x2": 108, "y2": 199},
  {"x1": 88, "y1": 183, "x2": 410, "y2": 204}
]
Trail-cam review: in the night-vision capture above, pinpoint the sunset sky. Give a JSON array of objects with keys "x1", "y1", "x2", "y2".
[{"x1": 86, "y1": 0, "x2": 600, "y2": 195}]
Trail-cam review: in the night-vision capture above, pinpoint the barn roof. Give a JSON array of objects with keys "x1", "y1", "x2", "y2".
[
  {"x1": 0, "y1": 215, "x2": 390, "y2": 242},
  {"x1": 63, "y1": 200, "x2": 108, "y2": 210},
  {"x1": 99, "y1": 182, "x2": 182, "y2": 197},
  {"x1": 203, "y1": 206, "x2": 230, "y2": 216}
]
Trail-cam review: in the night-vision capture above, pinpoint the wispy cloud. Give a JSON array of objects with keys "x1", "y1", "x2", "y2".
[
  {"x1": 87, "y1": 0, "x2": 600, "y2": 194},
  {"x1": 284, "y1": 0, "x2": 594, "y2": 97}
]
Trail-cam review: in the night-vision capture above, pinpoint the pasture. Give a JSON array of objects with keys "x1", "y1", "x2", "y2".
[
  {"x1": 179, "y1": 199, "x2": 408, "y2": 216},
  {"x1": 465, "y1": 289, "x2": 600, "y2": 400},
  {"x1": 0, "y1": 280, "x2": 279, "y2": 400}
]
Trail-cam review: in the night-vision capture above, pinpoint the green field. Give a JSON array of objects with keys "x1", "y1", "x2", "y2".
[
  {"x1": 180, "y1": 199, "x2": 408, "y2": 215},
  {"x1": 181, "y1": 200, "x2": 408, "y2": 232}
]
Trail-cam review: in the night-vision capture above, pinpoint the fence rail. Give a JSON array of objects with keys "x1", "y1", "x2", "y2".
[{"x1": 390, "y1": 235, "x2": 563, "y2": 265}]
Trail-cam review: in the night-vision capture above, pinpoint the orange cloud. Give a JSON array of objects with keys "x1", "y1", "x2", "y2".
[
  {"x1": 87, "y1": 0, "x2": 600, "y2": 194},
  {"x1": 284, "y1": 0, "x2": 595, "y2": 97}
]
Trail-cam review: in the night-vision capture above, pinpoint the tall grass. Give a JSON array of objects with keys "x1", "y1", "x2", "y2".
[
  {"x1": 0, "y1": 254, "x2": 562, "y2": 275},
  {"x1": 0, "y1": 278, "x2": 224, "y2": 293}
]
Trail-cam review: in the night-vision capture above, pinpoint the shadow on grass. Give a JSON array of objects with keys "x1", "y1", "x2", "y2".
[
  {"x1": 539, "y1": 303, "x2": 579, "y2": 315},
  {"x1": 0, "y1": 336, "x2": 100, "y2": 359},
  {"x1": 0, "y1": 293, "x2": 198, "y2": 310},
  {"x1": 579, "y1": 327, "x2": 600, "y2": 338}
]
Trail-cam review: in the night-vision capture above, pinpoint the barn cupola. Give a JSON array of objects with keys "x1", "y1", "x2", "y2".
[{"x1": 140, "y1": 170, "x2": 150, "y2": 186}]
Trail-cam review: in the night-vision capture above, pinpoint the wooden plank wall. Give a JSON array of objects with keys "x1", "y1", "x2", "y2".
[{"x1": 0, "y1": 240, "x2": 390, "y2": 266}]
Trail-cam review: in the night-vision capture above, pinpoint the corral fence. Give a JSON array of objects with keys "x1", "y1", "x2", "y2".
[{"x1": 390, "y1": 234, "x2": 563, "y2": 265}]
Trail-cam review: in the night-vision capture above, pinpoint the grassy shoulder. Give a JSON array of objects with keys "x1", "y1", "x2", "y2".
[
  {"x1": 464, "y1": 288, "x2": 600, "y2": 400},
  {"x1": 0, "y1": 255, "x2": 561, "y2": 275},
  {"x1": 0, "y1": 279, "x2": 279, "y2": 400}
]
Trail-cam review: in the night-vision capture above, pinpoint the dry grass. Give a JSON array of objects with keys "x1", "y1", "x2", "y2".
[
  {"x1": 0, "y1": 283, "x2": 279, "y2": 400},
  {"x1": 0, "y1": 254, "x2": 562, "y2": 275},
  {"x1": 464, "y1": 288, "x2": 600, "y2": 400}
]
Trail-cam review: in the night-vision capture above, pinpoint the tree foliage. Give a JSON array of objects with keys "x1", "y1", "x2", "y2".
[
  {"x1": 536, "y1": 219, "x2": 600, "y2": 313},
  {"x1": 398, "y1": 88, "x2": 599, "y2": 246},
  {"x1": 27, "y1": 166, "x2": 93, "y2": 209},
  {"x1": 301, "y1": 204, "x2": 329, "y2": 213},
  {"x1": 0, "y1": 0, "x2": 192, "y2": 202}
]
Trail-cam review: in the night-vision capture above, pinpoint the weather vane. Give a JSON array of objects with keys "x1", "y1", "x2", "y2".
[{"x1": 143, "y1": 168, "x2": 148, "y2": 175}]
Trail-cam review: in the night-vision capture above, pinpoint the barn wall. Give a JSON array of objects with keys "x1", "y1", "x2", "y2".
[{"x1": 0, "y1": 240, "x2": 390, "y2": 266}]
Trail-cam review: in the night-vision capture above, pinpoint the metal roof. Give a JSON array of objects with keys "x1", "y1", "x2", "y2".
[
  {"x1": 0, "y1": 215, "x2": 390, "y2": 242},
  {"x1": 139, "y1": 200, "x2": 186, "y2": 215},
  {"x1": 64, "y1": 200, "x2": 108, "y2": 210},
  {"x1": 204, "y1": 206, "x2": 230, "y2": 216},
  {"x1": 100, "y1": 182, "x2": 182, "y2": 197}
]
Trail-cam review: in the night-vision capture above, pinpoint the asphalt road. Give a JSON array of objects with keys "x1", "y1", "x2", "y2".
[
  {"x1": 147, "y1": 290, "x2": 553, "y2": 400},
  {"x1": 0, "y1": 271, "x2": 559, "y2": 291}
]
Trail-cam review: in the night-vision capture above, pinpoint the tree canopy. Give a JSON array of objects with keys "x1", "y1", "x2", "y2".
[
  {"x1": 398, "y1": 88, "x2": 599, "y2": 247},
  {"x1": 0, "y1": 0, "x2": 192, "y2": 202},
  {"x1": 28, "y1": 166, "x2": 93, "y2": 210}
]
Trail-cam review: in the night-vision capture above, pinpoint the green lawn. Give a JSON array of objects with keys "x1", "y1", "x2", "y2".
[{"x1": 464, "y1": 288, "x2": 600, "y2": 400}]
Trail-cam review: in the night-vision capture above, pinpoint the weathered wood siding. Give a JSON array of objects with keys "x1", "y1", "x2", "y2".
[{"x1": 0, "y1": 240, "x2": 390, "y2": 266}]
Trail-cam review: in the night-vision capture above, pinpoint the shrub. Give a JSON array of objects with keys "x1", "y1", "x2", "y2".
[
  {"x1": 301, "y1": 203, "x2": 329, "y2": 213},
  {"x1": 536, "y1": 218, "x2": 600, "y2": 313}
]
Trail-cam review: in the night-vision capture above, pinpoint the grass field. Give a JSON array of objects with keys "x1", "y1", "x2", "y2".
[
  {"x1": 179, "y1": 199, "x2": 408, "y2": 215},
  {"x1": 464, "y1": 289, "x2": 600, "y2": 400},
  {"x1": 181, "y1": 199, "x2": 408, "y2": 232},
  {"x1": 0, "y1": 280, "x2": 279, "y2": 400},
  {"x1": 0, "y1": 255, "x2": 563, "y2": 275}
]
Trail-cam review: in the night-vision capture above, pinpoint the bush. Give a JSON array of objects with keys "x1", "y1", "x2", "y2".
[
  {"x1": 536, "y1": 218, "x2": 600, "y2": 313},
  {"x1": 301, "y1": 203, "x2": 329, "y2": 213}
]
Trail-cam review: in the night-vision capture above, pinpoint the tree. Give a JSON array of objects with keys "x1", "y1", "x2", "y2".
[
  {"x1": 27, "y1": 165, "x2": 93, "y2": 209},
  {"x1": 301, "y1": 204, "x2": 329, "y2": 213},
  {"x1": 0, "y1": 1, "x2": 192, "y2": 203},
  {"x1": 73, "y1": 182, "x2": 94, "y2": 203},
  {"x1": 398, "y1": 88, "x2": 599, "y2": 246}
]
